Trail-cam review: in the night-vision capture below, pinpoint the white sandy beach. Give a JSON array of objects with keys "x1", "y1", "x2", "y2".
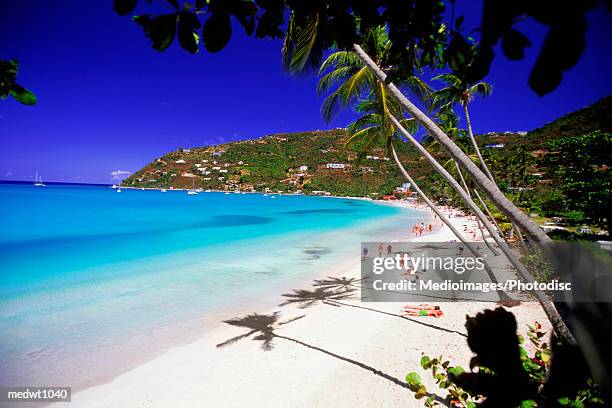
[{"x1": 54, "y1": 203, "x2": 551, "y2": 408}]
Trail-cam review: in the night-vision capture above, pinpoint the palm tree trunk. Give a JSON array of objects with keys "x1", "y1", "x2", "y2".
[
  {"x1": 473, "y1": 188, "x2": 504, "y2": 237},
  {"x1": 353, "y1": 44, "x2": 552, "y2": 247},
  {"x1": 392, "y1": 147, "x2": 522, "y2": 304},
  {"x1": 388, "y1": 114, "x2": 575, "y2": 343},
  {"x1": 391, "y1": 146, "x2": 472, "y2": 252},
  {"x1": 453, "y1": 162, "x2": 499, "y2": 255},
  {"x1": 463, "y1": 103, "x2": 495, "y2": 181},
  {"x1": 465, "y1": 103, "x2": 528, "y2": 249}
]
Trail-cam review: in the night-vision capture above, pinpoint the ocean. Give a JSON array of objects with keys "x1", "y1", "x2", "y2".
[{"x1": 0, "y1": 183, "x2": 421, "y2": 393}]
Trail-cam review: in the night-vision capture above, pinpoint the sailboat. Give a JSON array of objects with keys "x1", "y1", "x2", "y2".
[
  {"x1": 116, "y1": 182, "x2": 122, "y2": 193},
  {"x1": 187, "y1": 178, "x2": 198, "y2": 195},
  {"x1": 34, "y1": 171, "x2": 45, "y2": 187}
]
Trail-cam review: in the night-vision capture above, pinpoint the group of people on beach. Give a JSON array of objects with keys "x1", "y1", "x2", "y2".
[{"x1": 412, "y1": 222, "x2": 434, "y2": 237}]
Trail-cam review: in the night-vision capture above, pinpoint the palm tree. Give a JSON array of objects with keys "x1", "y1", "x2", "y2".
[
  {"x1": 352, "y1": 44, "x2": 553, "y2": 248},
  {"x1": 313, "y1": 31, "x2": 572, "y2": 342},
  {"x1": 317, "y1": 27, "x2": 484, "y2": 257},
  {"x1": 347, "y1": 96, "x2": 498, "y2": 266},
  {"x1": 387, "y1": 112, "x2": 574, "y2": 343},
  {"x1": 432, "y1": 74, "x2": 495, "y2": 182},
  {"x1": 317, "y1": 26, "x2": 429, "y2": 125}
]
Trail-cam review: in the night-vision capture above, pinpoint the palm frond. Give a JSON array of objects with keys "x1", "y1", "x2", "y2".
[
  {"x1": 432, "y1": 73, "x2": 461, "y2": 87},
  {"x1": 318, "y1": 51, "x2": 363, "y2": 75},
  {"x1": 282, "y1": 12, "x2": 324, "y2": 74},
  {"x1": 470, "y1": 81, "x2": 493, "y2": 98},
  {"x1": 317, "y1": 66, "x2": 353, "y2": 95}
]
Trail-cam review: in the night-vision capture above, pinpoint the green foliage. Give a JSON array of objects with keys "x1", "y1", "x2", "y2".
[
  {"x1": 116, "y1": 1, "x2": 606, "y2": 95},
  {"x1": 406, "y1": 353, "x2": 478, "y2": 407},
  {"x1": 544, "y1": 131, "x2": 611, "y2": 231},
  {"x1": 406, "y1": 309, "x2": 605, "y2": 407},
  {"x1": 125, "y1": 129, "x2": 423, "y2": 196},
  {"x1": 0, "y1": 59, "x2": 37, "y2": 105}
]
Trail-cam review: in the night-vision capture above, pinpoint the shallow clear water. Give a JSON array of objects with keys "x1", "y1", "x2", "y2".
[{"x1": 0, "y1": 183, "x2": 420, "y2": 391}]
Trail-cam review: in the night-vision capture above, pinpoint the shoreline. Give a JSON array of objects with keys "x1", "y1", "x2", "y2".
[{"x1": 52, "y1": 202, "x2": 553, "y2": 407}]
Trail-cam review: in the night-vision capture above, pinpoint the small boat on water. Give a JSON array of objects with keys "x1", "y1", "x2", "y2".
[
  {"x1": 224, "y1": 192, "x2": 230, "y2": 195},
  {"x1": 187, "y1": 178, "x2": 198, "y2": 195},
  {"x1": 160, "y1": 188, "x2": 167, "y2": 193},
  {"x1": 263, "y1": 194, "x2": 269, "y2": 197},
  {"x1": 271, "y1": 195, "x2": 276, "y2": 199},
  {"x1": 33, "y1": 171, "x2": 45, "y2": 187},
  {"x1": 205, "y1": 189, "x2": 212, "y2": 193}
]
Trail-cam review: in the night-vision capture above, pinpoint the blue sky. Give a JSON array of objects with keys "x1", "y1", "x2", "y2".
[{"x1": 1, "y1": 1, "x2": 611, "y2": 183}]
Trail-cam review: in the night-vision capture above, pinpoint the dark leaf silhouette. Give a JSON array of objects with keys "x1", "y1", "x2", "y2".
[
  {"x1": 133, "y1": 14, "x2": 177, "y2": 51},
  {"x1": 202, "y1": 12, "x2": 232, "y2": 53},
  {"x1": 177, "y1": 12, "x2": 201, "y2": 54},
  {"x1": 113, "y1": 0, "x2": 138, "y2": 16},
  {"x1": 0, "y1": 59, "x2": 37, "y2": 105}
]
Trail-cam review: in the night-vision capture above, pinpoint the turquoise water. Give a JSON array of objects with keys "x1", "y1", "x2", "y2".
[{"x1": 0, "y1": 183, "x2": 419, "y2": 392}]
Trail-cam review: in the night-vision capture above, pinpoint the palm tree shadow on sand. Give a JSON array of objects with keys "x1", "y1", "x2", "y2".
[
  {"x1": 216, "y1": 311, "x2": 447, "y2": 405},
  {"x1": 281, "y1": 278, "x2": 467, "y2": 338}
]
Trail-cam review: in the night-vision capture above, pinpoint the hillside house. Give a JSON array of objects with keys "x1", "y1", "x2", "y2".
[
  {"x1": 299, "y1": 165, "x2": 308, "y2": 171},
  {"x1": 326, "y1": 163, "x2": 346, "y2": 169},
  {"x1": 176, "y1": 159, "x2": 186, "y2": 164}
]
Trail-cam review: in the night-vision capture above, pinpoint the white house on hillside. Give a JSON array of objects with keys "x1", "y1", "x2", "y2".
[{"x1": 326, "y1": 163, "x2": 345, "y2": 169}]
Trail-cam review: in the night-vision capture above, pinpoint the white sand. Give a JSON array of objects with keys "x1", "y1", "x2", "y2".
[{"x1": 54, "y1": 203, "x2": 551, "y2": 408}]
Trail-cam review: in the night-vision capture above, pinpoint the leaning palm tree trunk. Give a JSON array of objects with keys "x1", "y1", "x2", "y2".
[
  {"x1": 473, "y1": 188, "x2": 528, "y2": 251},
  {"x1": 473, "y1": 188, "x2": 504, "y2": 238},
  {"x1": 453, "y1": 162, "x2": 499, "y2": 255},
  {"x1": 391, "y1": 146, "x2": 472, "y2": 253},
  {"x1": 353, "y1": 44, "x2": 552, "y2": 247},
  {"x1": 391, "y1": 145, "x2": 511, "y2": 301},
  {"x1": 464, "y1": 104, "x2": 528, "y2": 249},
  {"x1": 388, "y1": 113, "x2": 575, "y2": 343},
  {"x1": 463, "y1": 104, "x2": 495, "y2": 181}
]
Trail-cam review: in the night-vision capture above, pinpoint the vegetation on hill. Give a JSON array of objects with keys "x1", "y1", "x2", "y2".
[
  {"x1": 124, "y1": 128, "x2": 429, "y2": 197},
  {"x1": 426, "y1": 96, "x2": 611, "y2": 234}
]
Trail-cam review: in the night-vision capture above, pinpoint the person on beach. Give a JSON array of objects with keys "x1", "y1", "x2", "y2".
[
  {"x1": 378, "y1": 242, "x2": 384, "y2": 257},
  {"x1": 457, "y1": 244, "x2": 464, "y2": 256},
  {"x1": 362, "y1": 246, "x2": 369, "y2": 260},
  {"x1": 387, "y1": 243, "x2": 393, "y2": 255}
]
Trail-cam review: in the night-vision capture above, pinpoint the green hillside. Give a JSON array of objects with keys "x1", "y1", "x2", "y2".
[
  {"x1": 124, "y1": 128, "x2": 429, "y2": 197},
  {"x1": 479, "y1": 96, "x2": 611, "y2": 232}
]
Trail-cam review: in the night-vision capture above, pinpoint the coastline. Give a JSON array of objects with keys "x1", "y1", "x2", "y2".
[{"x1": 52, "y1": 202, "x2": 552, "y2": 408}]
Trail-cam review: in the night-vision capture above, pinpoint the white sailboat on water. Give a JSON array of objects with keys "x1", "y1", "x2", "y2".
[
  {"x1": 33, "y1": 171, "x2": 45, "y2": 187},
  {"x1": 187, "y1": 178, "x2": 198, "y2": 195}
]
